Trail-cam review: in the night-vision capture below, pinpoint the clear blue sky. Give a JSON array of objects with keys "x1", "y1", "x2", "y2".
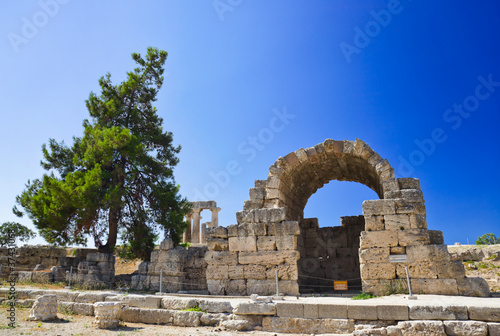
[{"x1": 1, "y1": 1, "x2": 499, "y2": 246}]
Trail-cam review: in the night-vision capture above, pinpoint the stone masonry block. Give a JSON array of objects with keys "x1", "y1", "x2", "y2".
[
  {"x1": 243, "y1": 265, "x2": 267, "y2": 280},
  {"x1": 444, "y1": 321, "x2": 488, "y2": 336},
  {"x1": 238, "y1": 223, "x2": 266, "y2": 236},
  {"x1": 469, "y1": 306, "x2": 500, "y2": 322},
  {"x1": 207, "y1": 238, "x2": 229, "y2": 251},
  {"x1": 457, "y1": 278, "x2": 491, "y2": 297},
  {"x1": 395, "y1": 199, "x2": 426, "y2": 215},
  {"x1": 397, "y1": 178, "x2": 421, "y2": 190},
  {"x1": 401, "y1": 189, "x2": 424, "y2": 202},
  {"x1": 359, "y1": 247, "x2": 390, "y2": 264},
  {"x1": 360, "y1": 262, "x2": 396, "y2": 280},
  {"x1": 411, "y1": 278, "x2": 459, "y2": 295},
  {"x1": 396, "y1": 263, "x2": 437, "y2": 279},
  {"x1": 275, "y1": 235, "x2": 297, "y2": 250},
  {"x1": 206, "y1": 226, "x2": 228, "y2": 239},
  {"x1": 398, "y1": 229, "x2": 431, "y2": 246},
  {"x1": 257, "y1": 236, "x2": 277, "y2": 251},
  {"x1": 428, "y1": 230, "x2": 444, "y2": 244},
  {"x1": 436, "y1": 261, "x2": 465, "y2": 279},
  {"x1": 365, "y1": 216, "x2": 385, "y2": 231},
  {"x1": 407, "y1": 245, "x2": 451, "y2": 263},
  {"x1": 348, "y1": 304, "x2": 378, "y2": 320},
  {"x1": 229, "y1": 236, "x2": 257, "y2": 252},
  {"x1": 318, "y1": 304, "x2": 348, "y2": 319},
  {"x1": 227, "y1": 224, "x2": 239, "y2": 237},
  {"x1": 362, "y1": 200, "x2": 396, "y2": 216},
  {"x1": 276, "y1": 303, "x2": 304, "y2": 318},
  {"x1": 409, "y1": 214, "x2": 427, "y2": 229},
  {"x1": 239, "y1": 251, "x2": 300, "y2": 266},
  {"x1": 359, "y1": 230, "x2": 398, "y2": 249},
  {"x1": 384, "y1": 214, "x2": 411, "y2": 230},
  {"x1": 205, "y1": 251, "x2": 239, "y2": 266},
  {"x1": 409, "y1": 305, "x2": 468, "y2": 320},
  {"x1": 377, "y1": 305, "x2": 409, "y2": 321},
  {"x1": 267, "y1": 221, "x2": 300, "y2": 236}
]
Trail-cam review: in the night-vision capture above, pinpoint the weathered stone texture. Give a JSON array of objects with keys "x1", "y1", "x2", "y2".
[
  {"x1": 28, "y1": 294, "x2": 57, "y2": 321},
  {"x1": 93, "y1": 302, "x2": 123, "y2": 329}
]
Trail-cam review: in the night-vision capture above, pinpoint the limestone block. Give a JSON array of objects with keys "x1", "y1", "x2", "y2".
[
  {"x1": 238, "y1": 251, "x2": 300, "y2": 266},
  {"x1": 156, "y1": 249, "x2": 186, "y2": 263},
  {"x1": 383, "y1": 179, "x2": 400, "y2": 193},
  {"x1": 228, "y1": 265, "x2": 244, "y2": 280},
  {"x1": 457, "y1": 278, "x2": 491, "y2": 297},
  {"x1": 409, "y1": 214, "x2": 427, "y2": 229},
  {"x1": 396, "y1": 263, "x2": 437, "y2": 279},
  {"x1": 207, "y1": 279, "x2": 228, "y2": 295},
  {"x1": 395, "y1": 199, "x2": 426, "y2": 215},
  {"x1": 206, "y1": 226, "x2": 228, "y2": 239},
  {"x1": 207, "y1": 265, "x2": 229, "y2": 280},
  {"x1": 75, "y1": 292, "x2": 108, "y2": 303},
  {"x1": 275, "y1": 235, "x2": 298, "y2": 250},
  {"x1": 318, "y1": 304, "x2": 348, "y2": 319},
  {"x1": 205, "y1": 251, "x2": 239, "y2": 266},
  {"x1": 226, "y1": 279, "x2": 247, "y2": 295},
  {"x1": 267, "y1": 221, "x2": 300, "y2": 236},
  {"x1": 198, "y1": 299, "x2": 233, "y2": 313},
  {"x1": 397, "y1": 320, "x2": 445, "y2": 335},
  {"x1": 257, "y1": 236, "x2": 277, "y2": 251},
  {"x1": 221, "y1": 319, "x2": 251, "y2": 331},
  {"x1": 54, "y1": 291, "x2": 79, "y2": 302},
  {"x1": 361, "y1": 263, "x2": 396, "y2": 280},
  {"x1": 436, "y1": 261, "x2": 465, "y2": 279},
  {"x1": 28, "y1": 294, "x2": 57, "y2": 321},
  {"x1": 233, "y1": 302, "x2": 276, "y2": 315},
  {"x1": 377, "y1": 305, "x2": 408, "y2": 321},
  {"x1": 228, "y1": 236, "x2": 257, "y2": 252},
  {"x1": 468, "y1": 306, "x2": 500, "y2": 322},
  {"x1": 444, "y1": 321, "x2": 488, "y2": 336},
  {"x1": 362, "y1": 279, "x2": 407, "y2": 296},
  {"x1": 173, "y1": 310, "x2": 203, "y2": 327},
  {"x1": 262, "y1": 316, "x2": 355, "y2": 334},
  {"x1": 385, "y1": 190, "x2": 403, "y2": 199},
  {"x1": 93, "y1": 302, "x2": 123, "y2": 329},
  {"x1": 365, "y1": 216, "x2": 385, "y2": 231},
  {"x1": 407, "y1": 245, "x2": 451, "y2": 263},
  {"x1": 488, "y1": 323, "x2": 500, "y2": 335},
  {"x1": 384, "y1": 215, "x2": 410, "y2": 231},
  {"x1": 247, "y1": 279, "x2": 298, "y2": 296},
  {"x1": 359, "y1": 247, "x2": 390, "y2": 264},
  {"x1": 238, "y1": 222, "x2": 266, "y2": 236},
  {"x1": 277, "y1": 303, "x2": 303, "y2": 317},
  {"x1": 348, "y1": 305, "x2": 378, "y2": 320},
  {"x1": 304, "y1": 304, "x2": 319, "y2": 319},
  {"x1": 409, "y1": 305, "x2": 468, "y2": 320},
  {"x1": 159, "y1": 238, "x2": 174, "y2": 251},
  {"x1": 397, "y1": 178, "x2": 421, "y2": 190},
  {"x1": 410, "y1": 279, "x2": 459, "y2": 295},
  {"x1": 236, "y1": 210, "x2": 254, "y2": 224},
  {"x1": 397, "y1": 229, "x2": 431, "y2": 246},
  {"x1": 428, "y1": 230, "x2": 444, "y2": 244},
  {"x1": 360, "y1": 231, "x2": 398, "y2": 249},
  {"x1": 362, "y1": 200, "x2": 396, "y2": 216},
  {"x1": 152, "y1": 262, "x2": 183, "y2": 276},
  {"x1": 207, "y1": 238, "x2": 229, "y2": 251},
  {"x1": 399, "y1": 189, "x2": 424, "y2": 203},
  {"x1": 200, "y1": 312, "x2": 230, "y2": 326},
  {"x1": 137, "y1": 308, "x2": 174, "y2": 324},
  {"x1": 73, "y1": 302, "x2": 94, "y2": 316},
  {"x1": 32, "y1": 271, "x2": 52, "y2": 283},
  {"x1": 87, "y1": 253, "x2": 114, "y2": 263},
  {"x1": 121, "y1": 295, "x2": 161, "y2": 309},
  {"x1": 266, "y1": 263, "x2": 299, "y2": 280},
  {"x1": 244, "y1": 265, "x2": 267, "y2": 280},
  {"x1": 250, "y1": 187, "x2": 266, "y2": 201},
  {"x1": 18, "y1": 271, "x2": 32, "y2": 282},
  {"x1": 161, "y1": 297, "x2": 199, "y2": 310},
  {"x1": 255, "y1": 208, "x2": 286, "y2": 223},
  {"x1": 227, "y1": 224, "x2": 239, "y2": 237}
]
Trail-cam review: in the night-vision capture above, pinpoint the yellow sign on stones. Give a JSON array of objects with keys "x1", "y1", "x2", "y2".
[{"x1": 334, "y1": 281, "x2": 348, "y2": 291}]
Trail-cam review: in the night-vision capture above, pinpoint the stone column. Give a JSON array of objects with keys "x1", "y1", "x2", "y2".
[
  {"x1": 183, "y1": 214, "x2": 192, "y2": 243},
  {"x1": 191, "y1": 209, "x2": 202, "y2": 244},
  {"x1": 201, "y1": 223, "x2": 207, "y2": 244},
  {"x1": 210, "y1": 207, "x2": 221, "y2": 228}
]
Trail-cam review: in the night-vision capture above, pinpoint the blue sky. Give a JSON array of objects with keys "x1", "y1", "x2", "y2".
[{"x1": 1, "y1": 1, "x2": 499, "y2": 247}]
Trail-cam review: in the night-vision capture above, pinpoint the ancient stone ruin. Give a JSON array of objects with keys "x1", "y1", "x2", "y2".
[
  {"x1": 203, "y1": 139, "x2": 490, "y2": 297},
  {"x1": 183, "y1": 201, "x2": 221, "y2": 245}
]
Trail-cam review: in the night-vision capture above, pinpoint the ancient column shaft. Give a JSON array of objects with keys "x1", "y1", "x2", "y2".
[{"x1": 191, "y1": 210, "x2": 201, "y2": 243}]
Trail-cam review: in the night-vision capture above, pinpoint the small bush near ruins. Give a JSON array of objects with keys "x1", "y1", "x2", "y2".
[{"x1": 352, "y1": 292, "x2": 377, "y2": 300}]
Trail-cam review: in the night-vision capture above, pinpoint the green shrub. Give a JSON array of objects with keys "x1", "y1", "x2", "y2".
[{"x1": 352, "y1": 292, "x2": 377, "y2": 300}]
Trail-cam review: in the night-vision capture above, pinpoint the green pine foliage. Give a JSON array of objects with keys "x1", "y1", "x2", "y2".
[
  {"x1": 14, "y1": 47, "x2": 191, "y2": 259},
  {"x1": 476, "y1": 233, "x2": 500, "y2": 245}
]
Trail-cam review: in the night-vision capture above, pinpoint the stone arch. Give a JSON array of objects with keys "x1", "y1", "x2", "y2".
[
  {"x1": 204, "y1": 139, "x2": 490, "y2": 298},
  {"x1": 242, "y1": 139, "x2": 394, "y2": 222}
]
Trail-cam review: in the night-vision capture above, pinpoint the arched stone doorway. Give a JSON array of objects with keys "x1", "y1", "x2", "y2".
[{"x1": 204, "y1": 139, "x2": 490, "y2": 297}]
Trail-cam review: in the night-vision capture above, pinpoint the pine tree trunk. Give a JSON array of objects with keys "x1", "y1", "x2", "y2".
[{"x1": 99, "y1": 207, "x2": 119, "y2": 253}]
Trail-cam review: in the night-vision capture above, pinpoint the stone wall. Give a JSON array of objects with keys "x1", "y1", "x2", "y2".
[
  {"x1": 70, "y1": 253, "x2": 115, "y2": 289},
  {"x1": 131, "y1": 239, "x2": 208, "y2": 293},
  {"x1": 298, "y1": 216, "x2": 364, "y2": 293}
]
